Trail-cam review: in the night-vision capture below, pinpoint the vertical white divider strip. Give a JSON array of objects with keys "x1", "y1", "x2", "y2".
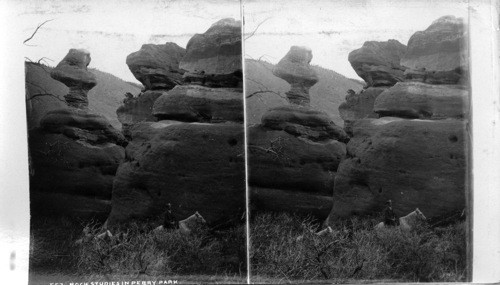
[
  {"x1": 470, "y1": 0, "x2": 500, "y2": 282},
  {"x1": 240, "y1": 0, "x2": 251, "y2": 283}
]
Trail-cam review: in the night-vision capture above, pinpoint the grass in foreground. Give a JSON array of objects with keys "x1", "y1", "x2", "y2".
[
  {"x1": 30, "y1": 216, "x2": 246, "y2": 283},
  {"x1": 249, "y1": 212, "x2": 467, "y2": 283}
]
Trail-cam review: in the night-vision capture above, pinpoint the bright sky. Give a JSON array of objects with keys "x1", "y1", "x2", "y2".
[
  {"x1": 17, "y1": 0, "x2": 241, "y2": 83},
  {"x1": 243, "y1": 0, "x2": 468, "y2": 80},
  {"x1": 16, "y1": 0, "x2": 468, "y2": 82}
]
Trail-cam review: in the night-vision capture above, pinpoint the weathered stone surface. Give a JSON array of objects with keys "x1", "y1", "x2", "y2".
[
  {"x1": 247, "y1": 126, "x2": 346, "y2": 197},
  {"x1": 401, "y1": 15, "x2": 467, "y2": 85},
  {"x1": 41, "y1": 109, "x2": 127, "y2": 147},
  {"x1": 374, "y1": 82, "x2": 468, "y2": 119},
  {"x1": 28, "y1": 128, "x2": 125, "y2": 199},
  {"x1": 107, "y1": 121, "x2": 245, "y2": 225},
  {"x1": 261, "y1": 105, "x2": 348, "y2": 142},
  {"x1": 152, "y1": 85, "x2": 243, "y2": 123},
  {"x1": 179, "y1": 18, "x2": 242, "y2": 88},
  {"x1": 273, "y1": 46, "x2": 319, "y2": 106},
  {"x1": 339, "y1": 87, "x2": 387, "y2": 135},
  {"x1": 50, "y1": 49, "x2": 97, "y2": 108},
  {"x1": 348, "y1": 40, "x2": 407, "y2": 87},
  {"x1": 117, "y1": 90, "x2": 163, "y2": 136},
  {"x1": 328, "y1": 117, "x2": 467, "y2": 220},
  {"x1": 250, "y1": 187, "x2": 333, "y2": 219},
  {"x1": 126, "y1": 43, "x2": 185, "y2": 90},
  {"x1": 31, "y1": 191, "x2": 112, "y2": 219}
]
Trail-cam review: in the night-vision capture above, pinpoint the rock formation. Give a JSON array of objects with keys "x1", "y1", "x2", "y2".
[
  {"x1": 50, "y1": 49, "x2": 97, "y2": 109},
  {"x1": 328, "y1": 16, "x2": 469, "y2": 222},
  {"x1": 348, "y1": 40, "x2": 407, "y2": 87},
  {"x1": 248, "y1": 46, "x2": 347, "y2": 218},
  {"x1": 341, "y1": 40, "x2": 407, "y2": 135},
  {"x1": 272, "y1": 46, "x2": 319, "y2": 106},
  {"x1": 116, "y1": 90, "x2": 165, "y2": 137},
  {"x1": 30, "y1": 50, "x2": 126, "y2": 218},
  {"x1": 126, "y1": 43, "x2": 186, "y2": 90},
  {"x1": 107, "y1": 18, "x2": 245, "y2": 226},
  {"x1": 180, "y1": 18, "x2": 242, "y2": 88},
  {"x1": 401, "y1": 15, "x2": 467, "y2": 85}
]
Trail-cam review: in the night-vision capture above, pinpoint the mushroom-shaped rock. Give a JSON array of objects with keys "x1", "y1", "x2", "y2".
[
  {"x1": 401, "y1": 15, "x2": 467, "y2": 85},
  {"x1": 126, "y1": 43, "x2": 186, "y2": 90},
  {"x1": 348, "y1": 40, "x2": 407, "y2": 87},
  {"x1": 273, "y1": 46, "x2": 319, "y2": 106},
  {"x1": 50, "y1": 49, "x2": 97, "y2": 109},
  {"x1": 179, "y1": 18, "x2": 242, "y2": 88}
]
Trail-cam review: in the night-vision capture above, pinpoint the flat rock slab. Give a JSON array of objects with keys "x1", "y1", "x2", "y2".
[
  {"x1": 262, "y1": 105, "x2": 348, "y2": 142},
  {"x1": 107, "y1": 121, "x2": 245, "y2": 225},
  {"x1": 329, "y1": 117, "x2": 467, "y2": 220},
  {"x1": 152, "y1": 85, "x2": 243, "y2": 123},
  {"x1": 374, "y1": 82, "x2": 468, "y2": 119},
  {"x1": 126, "y1": 43, "x2": 185, "y2": 90}
]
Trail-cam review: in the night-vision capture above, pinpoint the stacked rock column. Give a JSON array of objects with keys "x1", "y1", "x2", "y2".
[
  {"x1": 328, "y1": 16, "x2": 469, "y2": 221},
  {"x1": 247, "y1": 46, "x2": 348, "y2": 219},
  {"x1": 107, "y1": 18, "x2": 245, "y2": 226}
]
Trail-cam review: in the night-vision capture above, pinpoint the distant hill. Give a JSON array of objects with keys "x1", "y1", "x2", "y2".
[
  {"x1": 25, "y1": 62, "x2": 142, "y2": 129},
  {"x1": 245, "y1": 59, "x2": 364, "y2": 126}
]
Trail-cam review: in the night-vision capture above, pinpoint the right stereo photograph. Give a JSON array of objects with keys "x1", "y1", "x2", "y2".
[{"x1": 244, "y1": 0, "x2": 471, "y2": 283}]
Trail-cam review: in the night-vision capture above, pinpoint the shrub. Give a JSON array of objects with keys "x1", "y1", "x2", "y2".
[{"x1": 249, "y1": 212, "x2": 467, "y2": 282}]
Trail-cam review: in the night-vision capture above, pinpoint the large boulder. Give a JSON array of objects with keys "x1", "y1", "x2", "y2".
[
  {"x1": 348, "y1": 40, "x2": 407, "y2": 87},
  {"x1": 273, "y1": 46, "x2": 319, "y2": 106},
  {"x1": 179, "y1": 18, "x2": 242, "y2": 88},
  {"x1": 116, "y1": 90, "x2": 164, "y2": 136},
  {"x1": 374, "y1": 82, "x2": 469, "y2": 119},
  {"x1": 126, "y1": 43, "x2": 186, "y2": 90},
  {"x1": 152, "y1": 85, "x2": 243, "y2": 123},
  {"x1": 248, "y1": 127, "x2": 346, "y2": 195},
  {"x1": 106, "y1": 121, "x2": 245, "y2": 225},
  {"x1": 401, "y1": 15, "x2": 467, "y2": 85},
  {"x1": 328, "y1": 117, "x2": 467, "y2": 220},
  {"x1": 50, "y1": 49, "x2": 97, "y2": 108},
  {"x1": 339, "y1": 87, "x2": 387, "y2": 135},
  {"x1": 261, "y1": 105, "x2": 348, "y2": 142}
]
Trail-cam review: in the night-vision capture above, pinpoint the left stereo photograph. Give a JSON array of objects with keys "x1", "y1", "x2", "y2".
[{"x1": 24, "y1": 1, "x2": 246, "y2": 283}]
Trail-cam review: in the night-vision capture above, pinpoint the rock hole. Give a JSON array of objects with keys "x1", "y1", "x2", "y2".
[
  {"x1": 448, "y1": 135, "x2": 458, "y2": 143},
  {"x1": 227, "y1": 138, "x2": 238, "y2": 146},
  {"x1": 378, "y1": 187, "x2": 382, "y2": 194}
]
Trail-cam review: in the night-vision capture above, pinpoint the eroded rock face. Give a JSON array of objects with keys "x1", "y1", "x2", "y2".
[
  {"x1": 339, "y1": 87, "x2": 388, "y2": 135},
  {"x1": 107, "y1": 121, "x2": 245, "y2": 225},
  {"x1": 179, "y1": 18, "x2": 242, "y2": 88},
  {"x1": 116, "y1": 90, "x2": 164, "y2": 137},
  {"x1": 373, "y1": 82, "x2": 469, "y2": 119},
  {"x1": 261, "y1": 105, "x2": 348, "y2": 142},
  {"x1": 328, "y1": 117, "x2": 467, "y2": 219},
  {"x1": 29, "y1": 108, "x2": 126, "y2": 218},
  {"x1": 401, "y1": 15, "x2": 467, "y2": 85},
  {"x1": 50, "y1": 49, "x2": 97, "y2": 108},
  {"x1": 152, "y1": 85, "x2": 243, "y2": 123},
  {"x1": 273, "y1": 46, "x2": 319, "y2": 106},
  {"x1": 348, "y1": 40, "x2": 407, "y2": 87},
  {"x1": 126, "y1": 43, "x2": 186, "y2": 90}
]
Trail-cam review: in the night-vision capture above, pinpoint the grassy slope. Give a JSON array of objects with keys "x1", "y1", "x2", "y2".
[
  {"x1": 25, "y1": 62, "x2": 142, "y2": 130},
  {"x1": 245, "y1": 59, "x2": 364, "y2": 126}
]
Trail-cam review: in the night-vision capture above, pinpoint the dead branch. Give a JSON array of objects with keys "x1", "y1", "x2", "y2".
[
  {"x1": 23, "y1": 19, "x2": 54, "y2": 45},
  {"x1": 245, "y1": 17, "x2": 270, "y2": 40}
]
